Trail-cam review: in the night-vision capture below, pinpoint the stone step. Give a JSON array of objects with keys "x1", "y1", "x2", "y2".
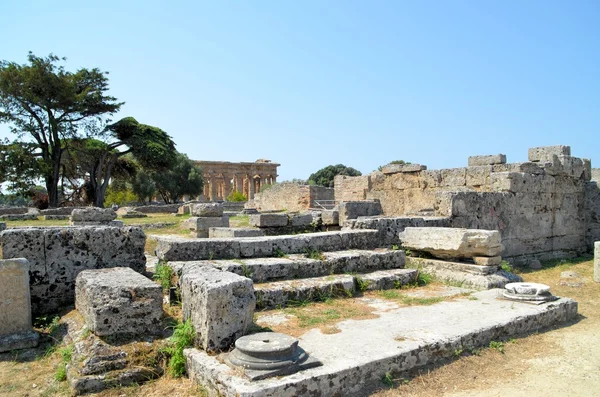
[
  {"x1": 168, "y1": 249, "x2": 406, "y2": 283},
  {"x1": 153, "y1": 229, "x2": 379, "y2": 261},
  {"x1": 254, "y1": 269, "x2": 418, "y2": 310}
]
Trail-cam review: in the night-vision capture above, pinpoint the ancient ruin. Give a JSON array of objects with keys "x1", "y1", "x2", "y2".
[{"x1": 194, "y1": 159, "x2": 279, "y2": 200}]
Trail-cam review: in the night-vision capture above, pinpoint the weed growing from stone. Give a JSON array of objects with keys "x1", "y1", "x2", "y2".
[
  {"x1": 54, "y1": 344, "x2": 73, "y2": 382},
  {"x1": 355, "y1": 276, "x2": 371, "y2": 292},
  {"x1": 153, "y1": 261, "x2": 174, "y2": 292},
  {"x1": 241, "y1": 264, "x2": 252, "y2": 278},
  {"x1": 163, "y1": 319, "x2": 195, "y2": 377},
  {"x1": 382, "y1": 371, "x2": 394, "y2": 387},
  {"x1": 304, "y1": 248, "x2": 325, "y2": 261},
  {"x1": 500, "y1": 260, "x2": 513, "y2": 273},
  {"x1": 489, "y1": 340, "x2": 505, "y2": 353},
  {"x1": 391, "y1": 244, "x2": 399, "y2": 250},
  {"x1": 274, "y1": 247, "x2": 287, "y2": 258}
]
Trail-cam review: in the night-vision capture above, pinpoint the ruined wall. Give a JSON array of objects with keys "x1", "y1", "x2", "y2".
[
  {"x1": 339, "y1": 146, "x2": 597, "y2": 263},
  {"x1": 253, "y1": 184, "x2": 334, "y2": 212},
  {"x1": 0, "y1": 226, "x2": 146, "y2": 314}
]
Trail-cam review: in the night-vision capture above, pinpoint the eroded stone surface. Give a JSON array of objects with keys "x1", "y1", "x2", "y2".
[
  {"x1": 70, "y1": 208, "x2": 117, "y2": 223},
  {"x1": 400, "y1": 227, "x2": 504, "y2": 259},
  {"x1": 0, "y1": 258, "x2": 38, "y2": 352},
  {"x1": 75, "y1": 268, "x2": 162, "y2": 337},
  {"x1": 595, "y1": 241, "x2": 600, "y2": 283},
  {"x1": 468, "y1": 154, "x2": 507, "y2": 166},
  {"x1": 192, "y1": 203, "x2": 224, "y2": 217},
  {"x1": 209, "y1": 227, "x2": 264, "y2": 238},
  {"x1": 249, "y1": 214, "x2": 289, "y2": 228},
  {"x1": 180, "y1": 264, "x2": 255, "y2": 352}
]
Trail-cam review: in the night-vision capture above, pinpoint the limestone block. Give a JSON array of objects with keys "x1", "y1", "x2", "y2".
[
  {"x1": 583, "y1": 159, "x2": 592, "y2": 181},
  {"x1": 595, "y1": 242, "x2": 600, "y2": 283},
  {"x1": 180, "y1": 264, "x2": 255, "y2": 352},
  {"x1": 120, "y1": 209, "x2": 148, "y2": 218},
  {"x1": 381, "y1": 163, "x2": 426, "y2": 174},
  {"x1": 338, "y1": 201, "x2": 383, "y2": 224},
  {"x1": 0, "y1": 222, "x2": 5, "y2": 232},
  {"x1": 75, "y1": 268, "x2": 162, "y2": 337},
  {"x1": 466, "y1": 166, "x2": 492, "y2": 187},
  {"x1": 271, "y1": 235, "x2": 309, "y2": 255},
  {"x1": 191, "y1": 203, "x2": 224, "y2": 217},
  {"x1": 43, "y1": 215, "x2": 70, "y2": 220},
  {"x1": 321, "y1": 210, "x2": 339, "y2": 226},
  {"x1": 0, "y1": 214, "x2": 39, "y2": 221},
  {"x1": 0, "y1": 258, "x2": 39, "y2": 352},
  {"x1": 249, "y1": 213, "x2": 288, "y2": 228},
  {"x1": 473, "y1": 256, "x2": 502, "y2": 266},
  {"x1": 420, "y1": 170, "x2": 443, "y2": 188},
  {"x1": 239, "y1": 237, "x2": 275, "y2": 258},
  {"x1": 468, "y1": 154, "x2": 506, "y2": 166},
  {"x1": 399, "y1": 227, "x2": 504, "y2": 259},
  {"x1": 40, "y1": 207, "x2": 75, "y2": 216},
  {"x1": 491, "y1": 172, "x2": 555, "y2": 194},
  {"x1": 71, "y1": 208, "x2": 117, "y2": 223},
  {"x1": 185, "y1": 217, "x2": 229, "y2": 238},
  {"x1": 209, "y1": 227, "x2": 264, "y2": 238},
  {"x1": 528, "y1": 145, "x2": 570, "y2": 162},
  {"x1": 289, "y1": 213, "x2": 313, "y2": 227},
  {"x1": 441, "y1": 168, "x2": 466, "y2": 187}
]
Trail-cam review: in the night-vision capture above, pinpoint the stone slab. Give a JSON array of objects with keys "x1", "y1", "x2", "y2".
[
  {"x1": 180, "y1": 264, "x2": 255, "y2": 352},
  {"x1": 75, "y1": 268, "x2": 162, "y2": 337},
  {"x1": 595, "y1": 241, "x2": 600, "y2": 283},
  {"x1": 0, "y1": 258, "x2": 39, "y2": 352},
  {"x1": 337, "y1": 201, "x2": 383, "y2": 225},
  {"x1": 473, "y1": 256, "x2": 502, "y2": 266},
  {"x1": 468, "y1": 154, "x2": 506, "y2": 166},
  {"x1": 0, "y1": 222, "x2": 5, "y2": 231},
  {"x1": 185, "y1": 290, "x2": 578, "y2": 397},
  {"x1": 184, "y1": 217, "x2": 230, "y2": 237},
  {"x1": 528, "y1": 145, "x2": 570, "y2": 162},
  {"x1": 249, "y1": 214, "x2": 289, "y2": 228},
  {"x1": 191, "y1": 203, "x2": 224, "y2": 217},
  {"x1": 320, "y1": 210, "x2": 339, "y2": 226},
  {"x1": 0, "y1": 214, "x2": 38, "y2": 221},
  {"x1": 209, "y1": 227, "x2": 264, "y2": 238},
  {"x1": 400, "y1": 227, "x2": 504, "y2": 259},
  {"x1": 289, "y1": 213, "x2": 313, "y2": 227},
  {"x1": 380, "y1": 163, "x2": 427, "y2": 174},
  {"x1": 43, "y1": 215, "x2": 70, "y2": 220},
  {"x1": 71, "y1": 207, "x2": 117, "y2": 222},
  {"x1": 357, "y1": 268, "x2": 418, "y2": 290}
]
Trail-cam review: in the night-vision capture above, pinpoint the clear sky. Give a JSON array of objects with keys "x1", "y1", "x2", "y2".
[{"x1": 1, "y1": 1, "x2": 598, "y2": 182}]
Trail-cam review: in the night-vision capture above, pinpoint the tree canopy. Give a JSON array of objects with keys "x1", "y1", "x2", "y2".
[
  {"x1": 308, "y1": 164, "x2": 362, "y2": 187},
  {"x1": 0, "y1": 52, "x2": 123, "y2": 207},
  {"x1": 152, "y1": 153, "x2": 204, "y2": 204}
]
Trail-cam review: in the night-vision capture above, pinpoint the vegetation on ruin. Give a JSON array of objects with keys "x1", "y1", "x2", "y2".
[
  {"x1": 304, "y1": 247, "x2": 326, "y2": 260},
  {"x1": 154, "y1": 261, "x2": 174, "y2": 292},
  {"x1": 162, "y1": 319, "x2": 195, "y2": 377},
  {"x1": 226, "y1": 190, "x2": 247, "y2": 202},
  {"x1": 307, "y1": 164, "x2": 362, "y2": 187},
  {"x1": 377, "y1": 159, "x2": 412, "y2": 172},
  {"x1": 229, "y1": 214, "x2": 250, "y2": 227}
]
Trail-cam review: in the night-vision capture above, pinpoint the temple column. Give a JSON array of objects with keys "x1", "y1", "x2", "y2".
[
  {"x1": 236, "y1": 174, "x2": 244, "y2": 194},
  {"x1": 210, "y1": 175, "x2": 218, "y2": 201},
  {"x1": 224, "y1": 176, "x2": 232, "y2": 200},
  {"x1": 248, "y1": 175, "x2": 255, "y2": 199}
]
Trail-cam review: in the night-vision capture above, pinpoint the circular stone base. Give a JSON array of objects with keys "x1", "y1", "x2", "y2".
[{"x1": 503, "y1": 282, "x2": 556, "y2": 302}]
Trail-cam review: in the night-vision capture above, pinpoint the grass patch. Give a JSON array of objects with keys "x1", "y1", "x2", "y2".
[
  {"x1": 153, "y1": 261, "x2": 174, "y2": 291},
  {"x1": 304, "y1": 248, "x2": 326, "y2": 261},
  {"x1": 375, "y1": 289, "x2": 443, "y2": 306},
  {"x1": 229, "y1": 214, "x2": 250, "y2": 228}
]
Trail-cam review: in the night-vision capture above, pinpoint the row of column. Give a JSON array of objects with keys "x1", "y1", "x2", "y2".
[{"x1": 202, "y1": 174, "x2": 276, "y2": 201}]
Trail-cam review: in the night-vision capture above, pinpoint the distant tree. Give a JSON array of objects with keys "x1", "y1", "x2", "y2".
[
  {"x1": 280, "y1": 178, "x2": 308, "y2": 185},
  {"x1": 152, "y1": 153, "x2": 204, "y2": 204},
  {"x1": 307, "y1": 164, "x2": 362, "y2": 187},
  {"x1": 0, "y1": 52, "x2": 123, "y2": 207},
  {"x1": 0, "y1": 140, "x2": 45, "y2": 196},
  {"x1": 131, "y1": 168, "x2": 156, "y2": 204}
]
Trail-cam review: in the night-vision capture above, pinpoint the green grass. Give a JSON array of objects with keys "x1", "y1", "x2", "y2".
[
  {"x1": 376, "y1": 289, "x2": 443, "y2": 306},
  {"x1": 489, "y1": 340, "x2": 505, "y2": 353},
  {"x1": 304, "y1": 248, "x2": 326, "y2": 261},
  {"x1": 229, "y1": 214, "x2": 250, "y2": 228},
  {"x1": 153, "y1": 261, "x2": 173, "y2": 291},
  {"x1": 53, "y1": 344, "x2": 73, "y2": 382}
]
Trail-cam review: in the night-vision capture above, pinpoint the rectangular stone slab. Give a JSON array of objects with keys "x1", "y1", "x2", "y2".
[
  {"x1": 185, "y1": 290, "x2": 577, "y2": 397},
  {"x1": 400, "y1": 227, "x2": 504, "y2": 259}
]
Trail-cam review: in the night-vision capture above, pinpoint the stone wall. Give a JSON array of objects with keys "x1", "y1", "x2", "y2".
[
  {"x1": 0, "y1": 226, "x2": 146, "y2": 314},
  {"x1": 253, "y1": 184, "x2": 334, "y2": 212},
  {"x1": 339, "y1": 146, "x2": 598, "y2": 264}
]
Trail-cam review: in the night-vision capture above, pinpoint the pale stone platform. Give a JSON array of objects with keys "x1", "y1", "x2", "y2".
[{"x1": 186, "y1": 290, "x2": 578, "y2": 397}]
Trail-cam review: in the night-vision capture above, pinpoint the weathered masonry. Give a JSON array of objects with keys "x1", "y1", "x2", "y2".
[
  {"x1": 338, "y1": 145, "x2": 600, "y2": 264},
  {"x1": 194, "y1": 159, "x2": 279, "y2": 201}
]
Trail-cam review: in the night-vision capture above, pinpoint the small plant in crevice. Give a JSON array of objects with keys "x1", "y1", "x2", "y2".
[
  {"x1": 382, "y1": 371, "x2": 394, "y2": 388},
  {"x1": 391, "y1": 244, "x2": 399, "y2": 250},
  {"x1": 304, "y1": 248, "x2": 325, "y2": 261},
  {"x1": 240, "y1": 264, "x2": 252, "y2": 279},
  {"x1": 416, "y1": 271, "x2": 433, "y2": 286},
  {"x1": 274, "y1": 247, "x2": 287, "y2": 258},
  {"x1": 162, "y1": 319, "x2": 195, "y2": 377},
  {"x1": 54, "y1": 344, "x2": 73, "y2": 382},
  {"x1": 153, "y1": 261, "x2": 173, "y2": 292},
  {"x1": 500, "y1": 260, "x2": 513, "y2": 273},
  {"x1": 489, "y1": 340, "x2": 505, "y2": 353},
  {"x1": 355, "y1": 276, "x2": 371, "y2": 292}
]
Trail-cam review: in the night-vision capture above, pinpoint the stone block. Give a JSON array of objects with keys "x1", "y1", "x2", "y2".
[
  {"x1": 191, "y1": 203, "x2": 224, "y2": 217},
  {"x1": 468, "y1": 154, "x2": 506, "y2": 166},
  {"x1": 249, "y1": 213, "x2": 289, "y2": 228},
  {"x1": 0, "y1": 258, "x2": 39, "y2": 353},
  {"x1": 528, "y1": 145, "x2": 570, "y2": 162},
  {"x1": 420, "y1": 170, "x2": 443, "y2": 188},
  {"x1": 473, "y1": 256, "x2": 502, "y2": 266},
  {"x1": 400, "y1": 227, "x2": 504, "y2": 259},
  {"x1": 239, "y1": 237, "x2": 275, "y2": 258},
  {"x1": 441, "y1": 168, "x2": 466, "y2": 187},
  {"x1": 595, "y1": 242, "x2": 600, "y2": 283},
  {"x1": 321, "y1": 210, "x2": 339, "y2": 226},
  {"x1": 209, "y1": 227, "x2": 264, "y2": 238},
  {"x1": 381, "y1": 163, "x2": 427, "y2": 174},
  {"x1": 75, "y1": 268, "x2": 162, "y2": 337},
  {"x1": 338, "y1": 201, "x2": 383, "y2": 224},
  {"x1": 466, "y1": 165, "x2": 492, "y2": 187},
  {"x1": 185, "y1": 217, "x2": 229, "y2": 238},
  {"x1": 0, "y1": 214, "x2": 39, "y2": 221},
  {"x1": 43, "y1": 215, "x2": 70, "y2": 220},
  {"x1": 0, "y1": 222, "x2": 5, "y2": 232},
  {"x1": 120, "y1": 209, "x2": 148, "y2": 218},
  {"x1": 180, "y1": 264, "x2": 255, "y2": 352},
  {"x1": 71, "y1": 208, "x2": 117, "y2": 223},
  {"x1": 289, "y1": 213, "x2": 313, "y2": 227}
]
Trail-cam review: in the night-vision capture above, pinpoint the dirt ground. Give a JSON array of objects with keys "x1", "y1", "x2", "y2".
[{"x1": 1, "y1": 257, "x2": 598, "y2": 397}]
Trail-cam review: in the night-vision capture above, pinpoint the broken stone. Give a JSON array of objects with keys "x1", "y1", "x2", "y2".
[
  {"x1": 0, "y1": 258, "x2": 39, "y2": 353},
  {"x1": 503, "y1": 282, "x2": 557, "y2": 302},
  {"x1": 528, "y1": 145, "x2": 570, "y2": 162},
  {"x1": 558, "y1": 270, "x2": 585, "y2": 287},
  {"x1": 75, "y1": 268, "x2": 163, "y2": 337},
  {"x1": 224, "y1": 332, "x2": 322, "y2": 381},
  {"x1": 529, "y1": 259, "x2": 542, "y2": 270},
  {"x1": 400, "y1": 227, "x2": 504, "y2": 259}
]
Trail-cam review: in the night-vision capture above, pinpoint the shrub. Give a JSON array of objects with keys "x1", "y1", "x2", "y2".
[{"x1": 226, "y1": 190, "x2": 247, "y2": 202}]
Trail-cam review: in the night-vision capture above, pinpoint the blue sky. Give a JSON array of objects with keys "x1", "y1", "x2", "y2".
[{"x1": 1, "y1": 1, "x2": 598, "y2": 181}]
